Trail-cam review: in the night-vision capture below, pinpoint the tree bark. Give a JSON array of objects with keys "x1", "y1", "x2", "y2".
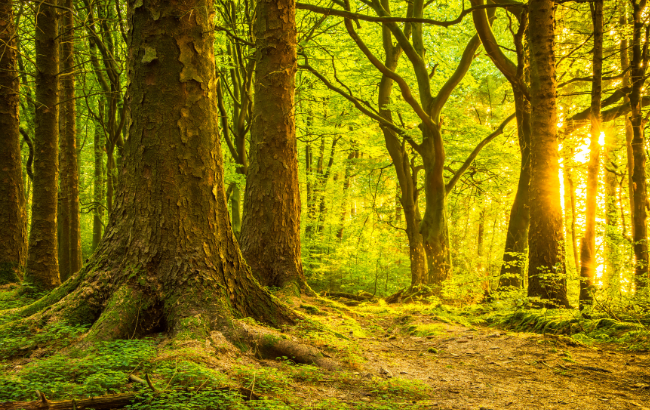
[
  {"x1": 240, "y1": 0, "x2": 307, "y2": 292},
  {"x1": 0, "y1": 0, "x2": 26, "y2": 284},
  {"x1": 527, "y1": 0, "x2": 570, "y2": 307},
  {"x1": 629, "y1": 0, "x2": 649, "y2": 291},
  {"x1": 25, "y1": 1, "x2": 61, "y2": 291},
  {"x1": 60, "y1": 0, "x2": 82, "y2": 279},
  {"x1": 2, "y1": 0, "x2": 297, "y2": 344},
  {"x1": 579, "y1": 0, "x2": 603, "y2": 308}
]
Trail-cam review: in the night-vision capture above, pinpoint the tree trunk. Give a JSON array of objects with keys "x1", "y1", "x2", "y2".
[
  {"x1": 604, "y1": 125, "x2": 622, "y2": 289},
  {"x1": 58, "y1": 77, "x2": 70, "y2": 281},
  {"x1": 421, "y1": 129, "x2": 451, "y2": 289},
  {"x1": 25, "y1": 2, "x2": 61, "y2": 291},
  {"x1": 337, "y1": 150, "x2": 356, "y2": 238},
  {"x1": 579, "y1": 0, "x2": 603, "y2": 308},
  {"x1": 629, "y1": 0, "x2": 649, "y2": 291},
  {"x1": 499, "y1": 90, "x2": 531, "y2": 289},
  {"x1": 0, "y1": 0, "x2": 26, "y2": 284},
  {"x1": 4, "y1": 0, "x2": 297, "y2": 345},
  {"x1": 60, "y1": 0, "x2": 82, "y2": 279},
  {"x1": 240, "y1": 0, "x2": 307, "y2": 292},
  {"x1": 527, "y1": 0, "x2": 570, "y2": 307},
  {"x1": 563, "y1": 149, "x2": 580, "y2": 275},
  {"x1": 92, "y1": 99, "x2": 105, "y2": 252},
  {"x1": 230, "y1": 183, "x2": 242, "y2": 238}
]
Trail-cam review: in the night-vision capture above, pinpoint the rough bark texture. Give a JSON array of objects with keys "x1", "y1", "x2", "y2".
[
  {"x1": 526, "y1": 0, "x2": 570, "y2": 307},
  {"x1": 60, "y1": 0, "x2": 83, "y2": 280},
  {"x1": 629, "y1": 0, "x2": 649, "y2": 291},
  {"x1": 25, "y1": 2, "x2": 61, "y2": 291},
  {"x1": 0, "y1": 0, "x2": 26, "y2": 284},
  {"x1": 240, "y1": 0, "x2": 307, "y2": 291},
  {"x1": 579, "y1": 0, "x2": 603, "y2": 307},
  {"x1": 3, "y1": 0, "x2": 296, "y2": 345}
]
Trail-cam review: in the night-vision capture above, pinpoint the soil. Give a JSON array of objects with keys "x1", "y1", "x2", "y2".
[{"x1": 282, "y1": 300, "x2": 650, "y2": 409}]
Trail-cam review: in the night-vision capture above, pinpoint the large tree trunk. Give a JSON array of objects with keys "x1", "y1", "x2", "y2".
[
  {"x1": 239, "y1": 0, "x2": 307, "y2": 292},
  {"x1": 0, "y1": 0, "x2": 26, "y2": 284},
  {"x1": 629, "y1": 0, "x2": 649, "y2": 291},
  {"x1": 499, "y1": 90, "x2": 531, "y2": 289},
  {"x1": 24, "y1": 2, "x2": 61, "y2": 291},
  {"x1": 526, "y1": 0, "x2": 570, "y2": 307},
  {"x1": 579, "y1": 0, "x2": 603, "y2": 307},
  {"x1": 420, "y1": 132, "x2": 451, "y2": 289},
  {"x1": 3, "y1": 0, "x2": 297, "y2": 346},
  {"x1": 60, "y1": 0, "x2": 83, "y2": 280}
]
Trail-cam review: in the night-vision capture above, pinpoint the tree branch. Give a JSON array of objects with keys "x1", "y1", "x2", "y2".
[{"x1": 445, "y1": 112, "x2": 516, "y2": 192}]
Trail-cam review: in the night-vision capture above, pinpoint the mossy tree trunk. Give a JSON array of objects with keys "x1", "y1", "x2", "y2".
[
  {"x1": 25, "y1": 1, "x2": 61, "y2": 291},
  {"x1": 0, "y1": 0, "x2": 26, "y2": 285},
  {"x1": 5, "y1": 0, "x2": 296, "y2": 344},
  {"x1": 240, "y1": 0, "x2": 308, "y2": 292},
  {"x1": 526, "y1": 0, "x2": 570, "y2": 307}
]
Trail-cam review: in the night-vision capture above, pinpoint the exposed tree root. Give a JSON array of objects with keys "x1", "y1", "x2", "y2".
[
  {"x1": 231, "y1": 320, "x2": 340, "y2": 370},
  {"x1": 385, "y1": 285, "x2": 438, "y2": 304}
]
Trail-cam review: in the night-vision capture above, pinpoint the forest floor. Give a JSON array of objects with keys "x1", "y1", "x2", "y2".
[{"x1": 1, "y1": 286, "x2": 649, "y2": 409}]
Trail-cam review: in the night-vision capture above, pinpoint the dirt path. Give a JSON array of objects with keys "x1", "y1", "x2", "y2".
[{"x1": 347, "y1": 315, "x2": 650, "y2": 409}]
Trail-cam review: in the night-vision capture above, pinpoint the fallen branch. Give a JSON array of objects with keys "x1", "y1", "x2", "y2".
[{"x1": 0, "y1": 392, "x2": 136, "y2": 410}]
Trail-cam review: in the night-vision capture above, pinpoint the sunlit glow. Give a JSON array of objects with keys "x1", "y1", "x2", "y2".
[{"x1": 599, "y1": 131, "x2": 606, "y2": 146}]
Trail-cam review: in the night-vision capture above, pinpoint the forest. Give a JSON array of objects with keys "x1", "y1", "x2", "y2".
[{"x1": 1, "y1": 0, "x2": 650, "y2": 408}]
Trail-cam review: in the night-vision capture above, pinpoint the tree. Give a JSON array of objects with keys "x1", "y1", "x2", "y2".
[
  {"x1": 470, "y1": 0, "x2": 530, "y2": 290},
  {"x1": 300, "y1": 2, "x2": 514, "y2": 295},
  {"x1": 58, "y1": 0, "x2": 82, "y2": 281},
  {"x1": 0, "y1": 0, "x2": 26, "y2": 285},
  {"x1": 240, "y1": 0, "x2": 308, "y2": 292},
  {"x1": 24, "y1": 1, "x2": 61, "y2": 291},
  {"x1": 579, "y1": 0, "x2": 603, "y2": 307},
  {"x1": 3, "y1": 0, "x2": 304, "y2": 347},
  {"x1": 629, "y1": 0, "x2": 649, "y2": 291},
  {"x1": 526, "y1": 0, "x2": 570, "y2": 307}
]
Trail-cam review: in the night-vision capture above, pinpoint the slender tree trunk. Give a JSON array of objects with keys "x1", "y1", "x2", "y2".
[
  {"x1": 499, "y1": 90, "x2": 531, "y2": 289},
  {"x1": 61, "y1": 0, "x2": 82, "y2": 278},
  {"x1": 231, "y1": 183, "x2": 242, "y2": 238},
  {"x1": 619, "y1": 0, "x2": 635, "y2": 243},
  {"x1": 25, "y1": 2, "x2": 61, "y2": 291},
  {"x1": 240, "y1": 0, "x2": 307, "y2": 292},
  {"x1": 0, "y1": 0, "x2": 26, "y2": 284},
  {"x1": 58, "y1": 77, "x2": 71, "y2": 281},
  {"x1": 337, "y1": 151, "x2": 356, "y2": 238},
  {"x1": 527, "y1": 0, "x2": 570, "y2": 307},
  {"x1": 604, "y1": 125, "x2": 621, "y2": 289},
  {"x1": 477, "y1": 191, "x2": 486, "y2": 290},
  {"x1": 579, "y1": 0, "x2": 603, "y2": 307},
  {"x1": 92, "y1": 99, "x2": 105, "y2": 252},
  {"x1": 629, "y1": 0, "x2": 649, "y2": 291},
  {"x1": 563, "y1": 149, "x2": 580, "y2": 275}
]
